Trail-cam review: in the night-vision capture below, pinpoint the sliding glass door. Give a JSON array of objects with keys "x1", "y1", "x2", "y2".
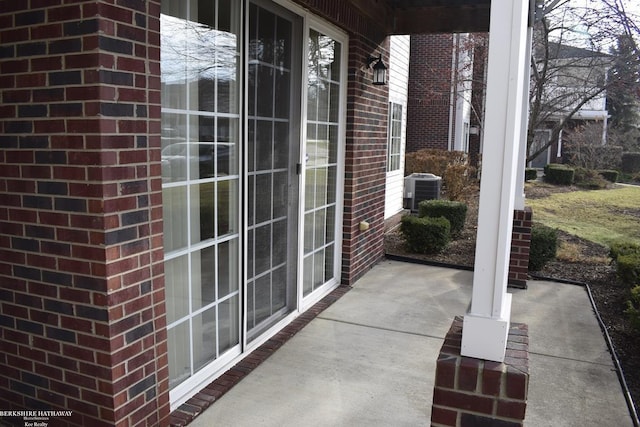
[
  {"x1": 303, "y1": 26, "x2": 344, "y2": 299},
  {"x1": 246, "y1": 1, "x2": 302, "y2": 340},
  {"x1": 161, "y1": 0, "x2": 242, "y2": 394},
  {"x1": 161, "y1": 0, "x2": 346, "y2": 407}
]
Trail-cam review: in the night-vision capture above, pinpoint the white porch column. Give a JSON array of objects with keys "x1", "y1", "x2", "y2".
[
  {"x1": 461, "y1": 0, "x2": 529, "y2": 362},
  {"x1": 515, "y1": 26, "x2": 533, "y2": 210}
]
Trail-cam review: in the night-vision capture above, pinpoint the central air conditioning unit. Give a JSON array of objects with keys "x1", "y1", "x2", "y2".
[{"x1": 403, "y1": 173, "x2": 442, "y2": 212}]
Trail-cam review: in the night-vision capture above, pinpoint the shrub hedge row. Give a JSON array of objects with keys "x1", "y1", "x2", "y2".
[
  {"x1": 622, "y1": 152, "x2": 640, "y2": 174},
  {"x1": 598, "y1": 169, "x2": 619, "y2": 183},
  {"x1": 544, "y1": 164, "x2": 575, "y2": 185},
  {"x1": 400, "y1": 215, "x2": 451, "y2": 254},
  {"x1": 525, "y1": 168, "x2": 538, "y2": 181},
  {"x1": 528, "y1": 224, "x2": 558, "y2": 271},
  {"x1": 418, "y1": 200, "x2": 467, "y2": 236}
]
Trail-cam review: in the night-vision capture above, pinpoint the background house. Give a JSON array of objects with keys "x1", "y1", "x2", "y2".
[
  {"x1": 405, "y1": 32, "x2": 490, "y2": 168},
  {"x1": 529, "y1": 42, "x2": 611, "y2": 168}
]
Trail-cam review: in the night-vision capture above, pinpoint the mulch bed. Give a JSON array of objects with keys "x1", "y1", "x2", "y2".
[{"x1": 384, "y1": 183, "x2": 640, "y2": 417}]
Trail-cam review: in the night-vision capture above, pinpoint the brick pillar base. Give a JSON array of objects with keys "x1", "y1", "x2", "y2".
[
  {"x1": 509, "y1": 207, "x2": 533, "y2": 289},
  {"x1": 431, "y1": 316, "x2": 529, "y2": 427}
]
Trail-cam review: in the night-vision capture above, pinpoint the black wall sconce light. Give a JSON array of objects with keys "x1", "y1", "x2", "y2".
[{"x1": 366, "y1": 54, "x2": 387, "y2": 86}]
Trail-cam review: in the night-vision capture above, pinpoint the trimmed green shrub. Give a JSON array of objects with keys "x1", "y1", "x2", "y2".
[
  {"x1": 624, "y1": 285, "x2": 640, "y2": 332},
  {"x1": 598, "y1": 169, "x2": 619, "y2": 183},
  {"x1": 617, "y1": 253, "x2": 640, "y2": 286},
  {"x1": 528, "y1": 224, "x2": 558, "y2": 271},
  {"x1": 400, "y1": 215, "x2": 451, "y2": 254},
  {"x1": 525, "y1": 168, "x2": 538, "y2": 181},
  {"x1": 543, "y1": 164, "x2": 575, "y2": 185},
  {"x1": 573, "y1": 167, "x2": 608, "y2": 189},
  {"x1": 621, "y1": 152, "x2": 640, "y2": 174},
  {"x1": 609, "y1": 240, "x2": 640, "y2": 260},
  {"x1": 418, "y1": 199, "x2": 468, "y2": 236}
]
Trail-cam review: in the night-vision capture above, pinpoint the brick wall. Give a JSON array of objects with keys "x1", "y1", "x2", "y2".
[
  {"x1": 341, "y1": 35, "x2": 390, "y2": 285},
  {"x1": 0, "y1": 2, "x2": 169, "y2": 426},
  {"x1": 406, "y1": 34, "x2": 454, "y2": 153}
]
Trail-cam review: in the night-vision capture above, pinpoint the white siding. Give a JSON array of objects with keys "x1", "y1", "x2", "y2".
[{"x1": 385, "y1": 35, "x2": 410, "y2": 219}]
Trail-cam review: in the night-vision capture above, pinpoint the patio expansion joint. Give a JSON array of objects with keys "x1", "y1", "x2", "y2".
[
  {"x1": 315, "y1": 315, "x2": 446, "y2": 341},
  {"x1": 528, "y1": 349, "x2": 614, "y2": 368}
]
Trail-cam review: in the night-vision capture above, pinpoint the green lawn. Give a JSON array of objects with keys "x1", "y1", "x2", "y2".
[{"x1": 526, "y1": 185, "x2": 640, "y2": 247}]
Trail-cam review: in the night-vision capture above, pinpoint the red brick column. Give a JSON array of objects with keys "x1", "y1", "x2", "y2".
[
  {"x1": 0, "y1": 2, "x2": 169, "y2": 426},
  {"x1": 341, "y1": 34, "x2": 390, "y2": 286},
  {"x1": 432, "y1": 316, "x2": 529, "y2": 427},
  {"x1": 509, "y1": 207, "x2": 533, "y2": 289}
]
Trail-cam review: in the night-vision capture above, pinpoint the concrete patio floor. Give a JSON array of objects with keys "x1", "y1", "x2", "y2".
[{"x1": 189, "y1": 259, "x2": 634, "y2": 427}]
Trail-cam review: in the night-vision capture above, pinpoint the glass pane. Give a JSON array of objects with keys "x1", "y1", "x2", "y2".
[
  {"x1": 168, "y1": 320, "x2": 190, "y2": 389},
  {"x1": 273, "y1": 122, "x2": 289, "y2": 169},
  {"x1": 248, "y1": 63, "x2": 257, "y2": 116},
  {"x1": 219, "y1": 295, "x2": 239, "y2": 353},
  {"x1": 257, "y1": 7, "x2": 275, "y2": 64},
  {"x1": 272, "y1": 266, "x2": 286, "y2": 312},
  {"x1": 217, "y1": 179, "x2": 237, "y2": 236},
  {"x1": 218, "y1": 0, "x2": 234, "y2": 33},
  {"x1": 274, "y1": 70, "x2": 290, "y2": 119},
  {"x1": 330, "y1": 42, "x2": 341, "y2": 81},
  {"x1": 161, "y1": 3, "x2": 187, "y2": 110},
  {"x1": 256, "y1": 121, "x2": 273, "y2": 171},
  {"x1": 316, "y1": 126, "x2": 329, "y2": 165},
  {"x1": 254, "y1": 274, "x2": 271, "y2": 325},
  {"x1": 163, "y1": 185, "x2": 188, "y2": 252},
  {"x1": 317, "y1": 83, "x2": 329, "y2": 122},
  {"x1": 326, "y1": 166, "x2": 337, "y2": 204},
  {"x1": 314, "y1": 251, "x2": 325, "y2": 287},
  {"x1": 254, "y1": 224, "x2": 271, "y2": 275},
  {"x1": 248, "y1": 174, "x2": 255, "y2": 224},
  {"x1": 315, "y1": 169, "x2": 327, "y2": 208},
  {"x1": 272, "y1": 219, "x2": 287, "y2": 267},
  {"x1": 247, "y1": 229, "x2": 255, "y2": 279},
  {"x1": 193, "y1": 307, "x2": 216, "y2": 372},
  {"x1": 307, "y1": 82, "x2": 318, "y2": 120},
  {"x1": 304, "y1": 169, "x2": 315, "y2": 211},
  {"x1": 255, "y1": 173, "x2": 272, "y2": 224},
  {"x1": 217, "y1": 117, "x2": 238, "y2": 176},
  {"x1": 161, "y1": 114, "x2": 188, "y2": 183},
  {"x1": 218, "y1": 239, "x2": 238, "y2": 297},
  {"x1": 328, "y1": 125, "x2": 338, "y2": 163},
  {"x1": 303, "y1": 255, "x2": 313, "y2": 296},
  {"x1": 304, "y1": 212, "x2": 314, "y2": 254},
  {"x1": 191, "y1": 183, "x2": 215, "y2": 244},
  {"x1": 165, "y1": 255, "x2": 189, "y2": 323},
  {"x1": 324, "y1": 244, "x2": 334, "y2": 282},
  {"x1": 314, "y1": 209, "x2": 326, "y2": 249},
  {"x1": 192, "y1": 245, "x2": 216, "y2": 310},
  {"x1": 272, "y1": 171, "x2": 287, "y2": 219},
  {"x1": 248, "y1": 120, "x2": 256, "y2": 172},
  {"x1": 257, "y1": 66, "x2": 274, "y2": 117},
  {"x1": 325, "y1": 206, "x2": 336, "y2": 243},
  {"x1": 275, "y1": 17, "x2": 292, "y2": 67}
]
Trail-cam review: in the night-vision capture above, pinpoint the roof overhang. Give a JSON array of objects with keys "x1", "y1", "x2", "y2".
[{"x1": 349, "y1": 0, "x2": 491, "y2": 34}]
